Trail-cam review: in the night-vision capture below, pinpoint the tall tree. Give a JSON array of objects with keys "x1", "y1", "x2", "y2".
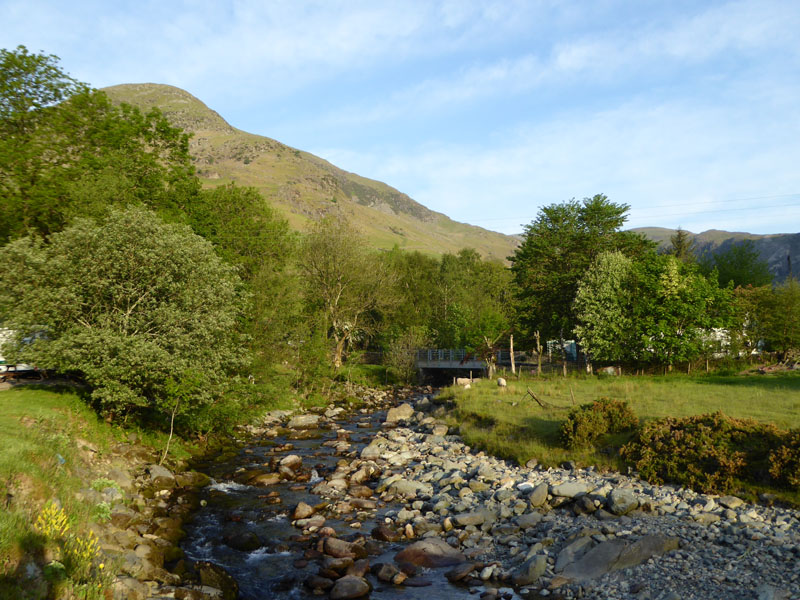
[
  {"x1": 699, "y1": 239, "x2": 773, "y2": 288},
  {"x1": 575, "y1": 251, "x2": 733, "y2": 368},
  {"x1": 0, "y1": 207, "x2": 246, "y2": 427},
  {"x1": 510, "y1": 194, "x2": 653, "y2": 347},
  {"x1": 667, "y1": 228, "x2": 696, "y2": 263},
  {"x1": 300, "y1": 216, "x2": 395, "y2": 369},
  {"x1": 0, "y1": 46, "x2": 197, "y2": 243}
]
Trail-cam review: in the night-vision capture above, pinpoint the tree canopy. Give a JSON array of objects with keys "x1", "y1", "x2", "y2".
[
  {"x1": 510, "y1": 194, "x2": 653, "y2": 345},
  {"x1": 0, "y1": 207, "x2": 246, "y2": 427},
  {"x1": 0, "y1": 46, "x2": 197, "y2": 243},
  {"x1": 699, "y1": 239, "x2": 773, "y2": 288}
]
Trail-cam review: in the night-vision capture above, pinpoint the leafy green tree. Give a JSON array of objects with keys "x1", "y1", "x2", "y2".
[
  {"x1": 667, "y1": 228, "x2": 696, "y2": 263},
  {"x1": 575, "y1": 251, "x2": 733, "y2": 368},
  {"x1": 757, "y1": 278, "x2": 800, "y2": 358},
  {"x1": 699, "y1": 239, "x2": 773, "y2": 288},
  {"x1": 300, "y1": 216, "x2": 395, "y2": 368},
  {"x1": 385, "y1": 326, "x2": 431, "y2": 384},
  {"x1": 0, "y1": 207, "x2": 246, "y2": 427},
  {"x1": 0, "y1": 46, "x2": 197, "y2": 243},
  {"x1": 184, "y1": 184, "x2": 302, "y2": 371},
  {"x1": 510, "y1": 194, "x2": 653, "y2": 348},
  {"x1": 574, "y1": 251, "x2": 637, "y2": 364}
]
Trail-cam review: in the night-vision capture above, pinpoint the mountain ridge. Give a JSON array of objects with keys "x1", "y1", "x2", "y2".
[{"x1": 103, "y1": 83, "x2": 517, "y2": 262}]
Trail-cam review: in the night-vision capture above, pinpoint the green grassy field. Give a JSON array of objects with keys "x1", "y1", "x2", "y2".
[{"x1": 442, "y1": 372, "x2": 800, "y2": 482}]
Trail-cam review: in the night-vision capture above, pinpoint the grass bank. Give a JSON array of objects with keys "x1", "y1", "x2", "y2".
[
  {"x1": 0, "y1": 385, "x2": 197, "y2": 597},
  {"x1": 442, "y1": 371, "x2": 800, "y2": 503}
]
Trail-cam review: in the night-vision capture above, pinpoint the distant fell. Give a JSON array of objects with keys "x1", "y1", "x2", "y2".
[
  {"x1": 103, "y1": 83, "x2": 517, "y2": 262},
  {"x1": 631, "y1": 227, "x2": 799, "y2": 281}
]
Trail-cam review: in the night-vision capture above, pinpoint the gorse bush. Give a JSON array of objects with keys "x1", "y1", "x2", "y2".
[
  {"x1": 35, "y1": 503, "x2": 110, "y2": 597},
  {"x1": 560, "y1": 397, "x2": 638, "y2": 449},
  {"x1": 621, "y1": 412, "x2": 795, "y2": 494},
  {"x1": 769, "y1": 430, "x2": 800, "y2": 488}
]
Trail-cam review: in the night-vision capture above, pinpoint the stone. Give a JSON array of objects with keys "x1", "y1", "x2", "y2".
[
  {"x1": 561, "y1": 535, "x2": 679, "y2": 582},
  {"x1": 395, "y1": 538, "x2": 466, "y2": 568},
  {"x1": 607, "y1": 489, "x2": 639, "y2": 515},
  {"x1": 147, "y1": 464, "x2": 176, "y2": 490},
  {"x1": 516, "y1": 512, "x2": 543, "y2": 529},
  {"x1": 329, "y1": 575, "x2": 370, "y2": 599},
  {"x1": 324, "y1": 537, "x2": 365, "y2": 559},
  {"x1": 511, "y1": 554, "x2": 547, "y2": 586},
  {"x1": 719, "y1": 495, "x2": 745, "y2": 509},
  {"x1": 387, "y1": 479, "x2": 432, "y2": 498},
  {"x1": 454, "y1": 510, "x2": 491, "y2": 527},
  {"x1": 445, "y1": 562, "x2": 480, "y2": 582},
  {"x1": 555, "y1": 536, "x2": 594, "y2": 572},
  {"x1": 222, "y1": 527, "x2": 261, "y2": 552},
  {"x1": 528, "y1": 482, "x2": 549, "y2": 507},
  {"x1": 386, "y1": 403, "x2": 415, "y2": 423},
  {"x1": 279, "y1": 454, "x2": 302, "y2": 471},
  {"x1": 195, "y1": 561, "x2": 239, "y2": 600},
  {"x1": 376, "y1": 562, "x2": 402, "y2": 582},
  {"x1": 286, "y1": 414, "x2": 321, "y2": 429},
  {"x1": 551, "y1": 482, "x2": 589, "y2": 498},
  {"x1": 293, "y1": 501, "x2": 315, "y2": 520}
]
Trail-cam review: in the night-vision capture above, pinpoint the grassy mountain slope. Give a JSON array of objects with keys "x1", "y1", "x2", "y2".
[
  {"x1": 103, "y1": 83, "x2": 517, "y2": 262},
  {"x1": 631, "y1": 227, "x2": 799, "y2": 281}
]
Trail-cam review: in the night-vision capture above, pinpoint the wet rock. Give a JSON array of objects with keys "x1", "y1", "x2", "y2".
[
  {"x1": 279, "y1": 454, "x2": 302, "y2": 471},
  {"x1": 323, "y1": 537, "x2": 366, "y2": 559},
  {"x1": 287, "y1": 414, "x2": 321, "y2": 429},
  {"x1": 306, "y1": 575, "x2": 334, "y2": 591},
  {"x1": 372, "y1": 524, "x2": 401, "y2": 542},
  {"x1": 195, "y1": 561, "x2": 239, "y2": 600},
  {"x1": 445, "y1": 561, "x2": 480, "y2": 582},
  {"x1": 330, "y1": 575, "x2": 371, "y2": 599},
  {"x1": 293, "y1": 501, "x2": 315, "y2": 520},
  {"x1": 395, "y1": 538, "x2": 466, "y2": 568},
  {"x1": 175, "y1": 471, "x2": 212, "y2": 488},
  {"x1": 222, "y1": 527, "x2": 261, "y2": 552},
  {"x1": 511, "y1": 554, "x2": 547, "y2": 586}
]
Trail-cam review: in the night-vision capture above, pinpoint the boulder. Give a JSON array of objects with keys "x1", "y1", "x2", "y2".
[
  {"x1": 527, "y1": 482, "x2": 549, "y2": 507},
  {"x1": 147, "y1": 464, "x2": 176, "y2": 490},
  {"x1": 395, "y1": 538, "x2": 466, "y2": 568},
  {"x1": 293, "y1": 501, "x2": 315, "y2": 520},
  {"x1": 606, "y1": 489, "x2": 639, "y2": 515},
  {"x1": 286, "y1": 414, "x2": 321, "y2": 429},
  {"x1": 386, "y1": 402, "x2": 415, "y2": 423},
  {"x1": 511, "y1": 555, "x2": 547, "y2": 586},
  {"x1": 550, "y1": 482, "x2": 589, "y2": 498},
  {"x1": 560, "y1": 535, "x2": 679, "y2": 583},
  {"x1": 330, "y1": 575, "x2": 370, "y2": 600},
  {"x1": 195, "y1": 561, "x2": 239, "y2": 600}
]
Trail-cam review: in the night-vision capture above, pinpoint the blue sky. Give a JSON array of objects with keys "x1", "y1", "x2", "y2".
[{"x1": 3, "y1": 0, "x2": 799, "y2": 235}]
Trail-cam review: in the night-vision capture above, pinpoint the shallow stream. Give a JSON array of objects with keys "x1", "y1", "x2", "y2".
[{"x1": 180, "y1": 397, "x2": 521, "y2": 599}]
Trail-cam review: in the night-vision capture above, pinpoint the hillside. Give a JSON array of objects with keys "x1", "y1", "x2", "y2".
[
  {"x1": 632, "y1": 227, "x2": 799, "y2": 281},
  {"x1": 103, "y1": 83, "x2": 517, "y2": 262}
]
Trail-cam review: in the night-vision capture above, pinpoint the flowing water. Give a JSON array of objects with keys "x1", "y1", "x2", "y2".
[{"x1": 180, "y1": 399, "x2": 521, "y2": 599}]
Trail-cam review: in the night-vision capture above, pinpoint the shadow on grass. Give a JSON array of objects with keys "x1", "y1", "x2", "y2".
[
  {"x1": 691, "y1": 372, "x2": 800, "y2": 392},
  {"x1": 0, "y1": 531, "x2": 49, "y2": 600}
]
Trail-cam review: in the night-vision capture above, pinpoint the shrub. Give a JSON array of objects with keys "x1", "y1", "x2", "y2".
[
  {"x1": 560, "y1": 398, "x2": 638, "y2": 449},
  {"x1": 621, "y1": 413, "x2": 788, "y2": 494},
  {"x1": 769, "y1": 430, "x2": 800, "y2": 487}
]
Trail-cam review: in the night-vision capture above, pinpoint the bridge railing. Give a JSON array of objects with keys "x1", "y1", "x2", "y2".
[{"x1": 415, "y1": 348, "x2": 473, "y2": 363}]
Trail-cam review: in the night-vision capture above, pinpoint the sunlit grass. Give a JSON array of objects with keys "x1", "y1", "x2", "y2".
[{"x1": 443, "y1": 371, "x2": 800, "y2": 471}]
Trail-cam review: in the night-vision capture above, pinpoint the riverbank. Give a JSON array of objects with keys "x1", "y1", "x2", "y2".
[{"x1": 3, "y1": 382, "x2": 799, "y2": 599}]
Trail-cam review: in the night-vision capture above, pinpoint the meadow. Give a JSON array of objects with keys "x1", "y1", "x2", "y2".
[{"x1": 441, "y1": 371, "x2": 800, "y2": 502}]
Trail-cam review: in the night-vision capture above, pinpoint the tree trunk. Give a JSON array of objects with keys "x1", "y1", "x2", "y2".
[
  {"x1": 333, "y1": 336, "x2": 347, "y2": 369},
  {"x1": 535, "y1": 330, "x2": 542, "y2": 376},
  {"x1": 510, "y1": 334, "x2": 516, "y2": 375}
]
